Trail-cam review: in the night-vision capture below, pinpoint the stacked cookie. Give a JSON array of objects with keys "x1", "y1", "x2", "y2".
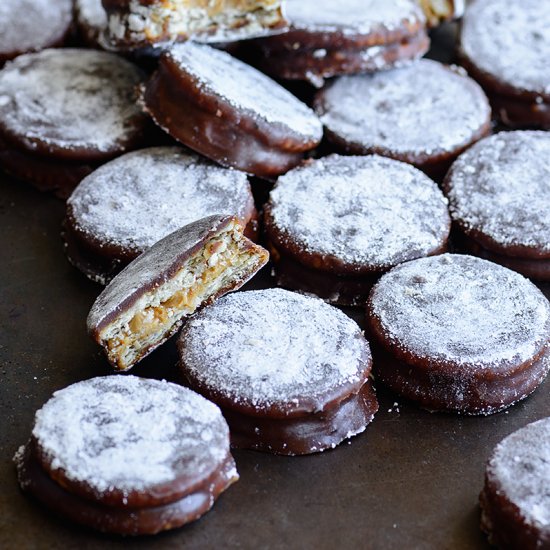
[{"x1": 0, "y1": 0, "x2": 548, "y2": 546}]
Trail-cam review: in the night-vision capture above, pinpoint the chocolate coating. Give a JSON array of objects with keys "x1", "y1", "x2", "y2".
[{"x1": 141, "y1": 42, "x2": 322, "y2": 178}]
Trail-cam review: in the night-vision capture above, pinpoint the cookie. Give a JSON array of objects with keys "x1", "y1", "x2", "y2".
[
  {"x1": 141, "y1": 42, "x2": 323, "y2": 178},
  {"x1": 417, "y1": 0, "x2": 464, "y2": 28},
  {"x1": 251, "y1": 0, "x2": 429, "y2": 87},
  {"x1": 75, "y1": 0, "x2": 108, "y2": 48},
  {"x1": 264, "y1": 155, "x2": 450, "y2": 306},
  {"x1": 0, "y1": 0, "x2": 72, "y2": 64},
  {"x1": 480, "y1": 417, "x2": 550, "y2": 550},
  {"x1": 87, "y1": 215, "x2": 269, "y2": 371},
  {"x1": 64, "y1": 147, "x2": 259, "y2": 285},
  {"x1": 103, "y1": 0, "x2": 286, "y2": 49},
  {"x1": 444, "y1": 131, "x2": 550, "y2": 281},
  {"x1": 15, "y1": 376, "x2": 238, "y2": 535},
  {"x1": 0, "y1": 49, "x2": 150, "y2": 198},
  {"x1": 314, "y1": 59, "x2": 491, "y2": 180},
  {"x1": 459, "y1": 0, "x2": 550, "y2": 129},
  {"x1": 178, "y1": 288, "x2": 378, "y2": 455},
  {"x1": 366, "y1": 254, "x2": 550, "y2": 415}
]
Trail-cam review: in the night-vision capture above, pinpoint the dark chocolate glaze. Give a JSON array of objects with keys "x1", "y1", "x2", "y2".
[
  {"x1": 366, "y1": 325, "x2": 550, "y2": 416},
  {"x1": 223, "y1": 380, "x2": 379, "y2": 456},
  {"x1": 16, "y1": 442, "x2": 237, "y2": 536},
  {"x1": 253, "y1": 31, "x2": 429, "y2": 86},
  {"x1": 141, "y1": 52, "x2": 320, "y2": 178}
]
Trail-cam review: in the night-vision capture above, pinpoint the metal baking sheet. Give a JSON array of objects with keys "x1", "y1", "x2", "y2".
[{"x1": 1, "y1": 23, "x2": 549, "y2": 550}]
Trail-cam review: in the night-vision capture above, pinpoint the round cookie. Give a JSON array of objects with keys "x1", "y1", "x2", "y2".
[
  {"x1": 251, "y1": 0, "x2": 429, "y2": 87},
  {"x1": 0, "y1": 49, "x2": 150, "y2": 198},
  {"x1": 14, "y1": 376, "x2": 238, "y2": 535},
  {"x1": 366, "y1": 254, "x2": 550, "y2": 415},
  {"x1": 314, "y1": 59, "x2": 491, "y2": 180},
  {"x1": 264, "y1": 155, "x2": 451, "y2": 306},
  {"x1": 459, "y1": 0, "x2": 550, "y2": 129},
  {"x1": 480, "y1": 417, "x2": 550, "y2": 549},
  {"x1": 178, "y1": 288, "x2": 378, "y2": 455},
  {"x1": 141, "y1": 41, "x2": 323, "y2": 179},
  {"x1": 0, "y1": 0, "x2": 73, "y2": 65},
  {"x1": 444, "y1": 131, "x2": 550, "y2": 281},
  {"x1": 64, "y1": 147, "x2": 259, "y2": 285}
]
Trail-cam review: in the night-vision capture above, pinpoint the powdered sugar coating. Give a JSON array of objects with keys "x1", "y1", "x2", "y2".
[
  {"x1": 76, "y1": 0, "x2": 108, "y2": 35},
  {"x1": 267, "y1": 155, "x2": 450, "y2": 270},
  {"x1": 446, "y1": 131, "x2": 550, "y2": 255},
  {"x1": 0, "y1": 0, "x2": 72, "y2": 57},
  {"x1": 316, "y1": 59, "x2": 490, "y2": 158},
  {"x1": 68, "y1": 147, "x2": 254, "y2": 253},
  {"x1": 461, "y1": 0, "x2": 550, "y2": 97},
  {"x1": 286, "y1": 0, "x2": 424, "y2": 34},
  {"x1": 0, "y1": 49, "x2": 145, "y2": 154},
  {"x1": 179, "y1": 288, "x2": 370, "y2": 411},
  {"x1": 32, "y1": 376, "x2": 230, "y2": 496},
  {"x1": 166, "y1": 42, "x2": 323, "y2": 143},
  {"x1": 488, "y1": 417, "x2": 550, "y2": 528},
  {"x1": 369, "y1": 254, "x2": 550, "y2": 369}
]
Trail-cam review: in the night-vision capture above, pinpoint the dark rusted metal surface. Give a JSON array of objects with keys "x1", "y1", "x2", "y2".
[{"x1": 1, "y1": 24, "x2": 549, "y2": 550}]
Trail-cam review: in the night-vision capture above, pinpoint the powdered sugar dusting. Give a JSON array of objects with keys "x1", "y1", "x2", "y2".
[
  {"x1": 369, "y1": 254, "x2": 550, "y2": 368},
  {"x1": 461, "y1": 0, "x2": 550, "y2": 96},
  {"x1": 0, "y1": 49, "x2": 145, "y2": 153},
  {"x1": 316, "y1": 59, "x2": 490, "y2": 157},
  {"x1": 0, "y1": 0, "x2": 72, "y2": 56},
  {"x1": 446, "y1": 131, "x2": 550, "y2": 254},
  {"x1": 76, "y1": 0, "x2": 108, "y2": 35},
  {"x1": 32, "y1": 376, "x2": 230, "y2": 495},
  {"x1": 286, "y1": 0, "x2": 424, "y2": 34},
  {"x1": 179, "y1": 288, "x2": 370, "y2": 411},
  {"x1": 268, "y1": 155, "x2": 450, "y2": 270},
  {"x1": 489, "y1": 417, "x2": 550, "y2": 528},
  {"x1": 68, "y1": 147, "x2": 253, "y2": 253},
  {"x1": 166, "y1": 42, "x2": 323, "y2": 142}
]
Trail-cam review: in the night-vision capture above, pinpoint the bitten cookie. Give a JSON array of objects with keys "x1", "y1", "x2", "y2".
[
  {"x1": 141, "y1": 42, "x2": 323, "y2": 178},
  {"x1": 15, "y1": 376, "x2": 238, "y2": 535},
  {"x1": 64, "y1": 147, "x2": 259, "y2": 285},
  {"x1": 103, "y1": 0, "x2": 286, "y2": 48},
  {"x1": 178, "y1": 288, "x2": 378, "y2": 455},
  {"x1": 251, "y1": 0, "x2": 429, "y2": 87},
  {"x1": 459, "y1": 0, "x2": 550, "y2": 129},
  {"x1": 87, "y1": 215, "x2": 269, "y2": 371},
  {"x1": 444, "y1": 131, "x2": 550, "y2": 281},
  {"x1": 480, "y1": 417, "x2": 550, "y2": 549},
  {"x1": 0, "y1": 0, "x2": 72, "y2": 64},
  {"x1": 366, "y1": 254, "x2": 550, "y2": 415},
  {"x1": 0, "y1": 49, "x2": 149, "y2": 198},
  {"x1": 314, "y1": 59, "x2": 491, "y2": 180},
  {"x1": 264, "y1": 155, "x2": 450, "y2": 306}
]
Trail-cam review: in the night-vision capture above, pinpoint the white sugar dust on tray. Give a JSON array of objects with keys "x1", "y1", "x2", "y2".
[
  {"x1": 14, "y1": 376, "x2": 238, "y2": 535},
  {"x1": 64, "y1": 146, "x2": 259, "y2": 285},
  {"x1": 480, "y1": 417, "x2": 550, "y2": 549},
  {"x1": 87, "y1": 215, "x2": 269, "y2": 372},
  {"x1": 366, "y1": 254, "x2": 550, "y2": 415},
  {"x1": 178, "y1": 288, "x2": 379, "y2": 456}
]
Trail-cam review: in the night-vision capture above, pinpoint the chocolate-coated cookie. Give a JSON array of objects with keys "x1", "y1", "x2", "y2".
[
  {"x1": 444, "y1": 131, "x2": 550, "y2": 281},
  {"x1": 178, "y1": 288, "x2": 378, "y2": 455},
  {"x1": 64, "y1": 147, "x2": 259, "y2": 285},
  {"x1": 314, "y1": 59, "x2": 491, "y2": 180},
  {"x1": 264, "y1": 155, "x2": 450, "y2": 305},
  {"x1": 480, "y1": 417, "x2": 550, "y2": 549},
  {"x1": 15, "y1": 376, "x2": 238, "y2": 535},
  {"x1": 141, "y1": 42, "x2": 323, "y2": 178},
  {"x1": 367, "y1": 254, "x2": 550, "y2": 415}
]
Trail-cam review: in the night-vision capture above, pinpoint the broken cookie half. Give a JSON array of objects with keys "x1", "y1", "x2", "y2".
[
  {"x1": 87, "y1": 215, "x2": 269, "y2": 371},
  {"x1": 102, "y1": 0, "x2": 286, "y2": 49}
]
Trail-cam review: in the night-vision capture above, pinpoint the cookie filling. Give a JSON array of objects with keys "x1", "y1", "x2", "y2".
[{"x1": 99, "y1": 221, "x2": 266, "y2": 370}]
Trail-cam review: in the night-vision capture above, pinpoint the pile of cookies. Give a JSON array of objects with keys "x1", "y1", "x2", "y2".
[{"x1": 1, "y1": 0, "x2": 548, "y2": 546}]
